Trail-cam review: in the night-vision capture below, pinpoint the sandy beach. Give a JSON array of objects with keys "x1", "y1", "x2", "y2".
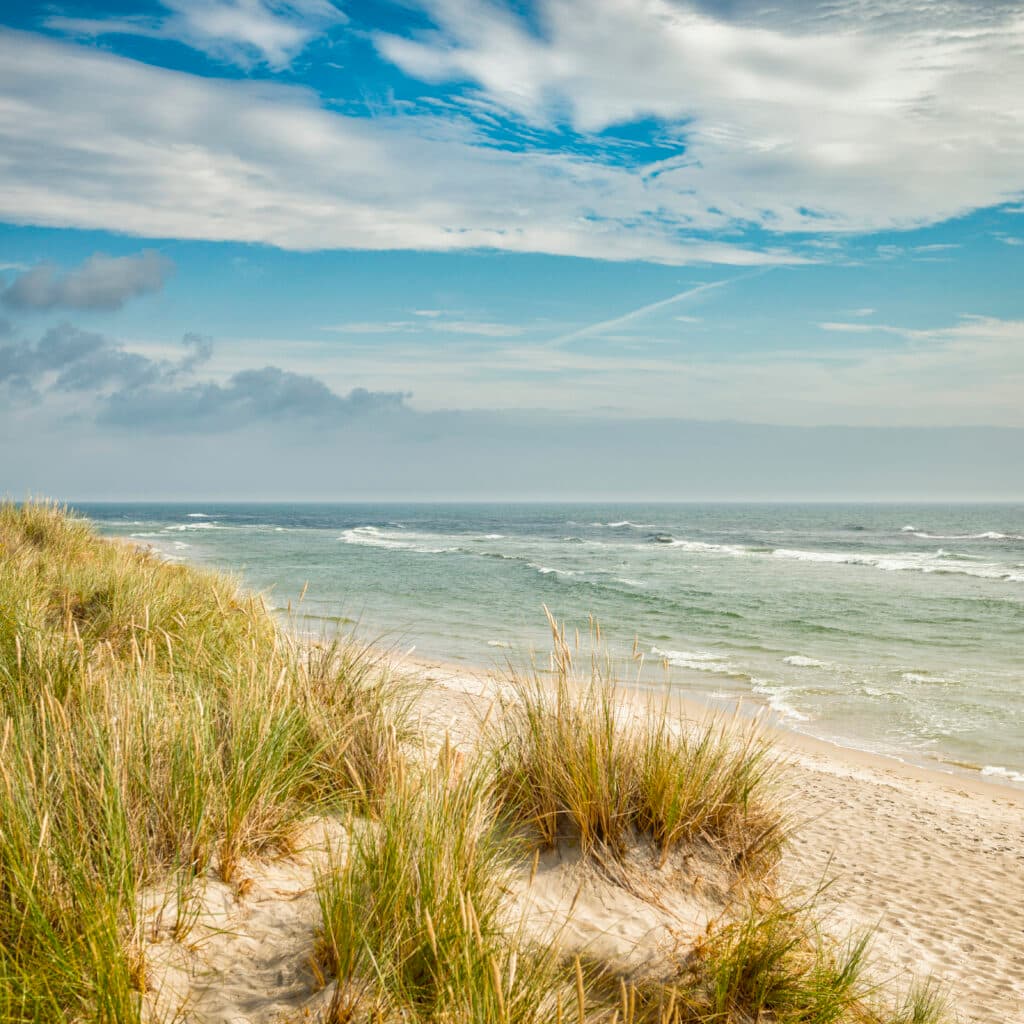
[
  {"x1": 409, "y1": 657, "x2": 1024, "y2": 1024},
  {"x1": 137, "y1": 650, "x2": 1024, "y2": 1024}
]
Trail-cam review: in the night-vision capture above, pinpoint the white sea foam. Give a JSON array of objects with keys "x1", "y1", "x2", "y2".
[
  {"x1": 784, "y1": 655, "x2": 830, "y2": 668},
  {"x1": 487, "y1": 640, "x2": 511, "y2": 648},
  {"x1": 906, "y1": 530, "x2": 1023, "y2": 541},
  {"x1": 591, "y1": 521, "x2": 656, "y2": 529},
  {"x1": 667, "y1": 539, "x2": 749, "y2": 555},
  {"x1": 770, "y1": 546, "x2": 1023, "y2": 582},
  {"x1": 529, "y1": 563, "x2": 582, "y2": 578},
  {"x1": 484, "y1": 534, "x2": 504, "y2": 539},
  {"x1": 901, "y1": 672, "x2": 949, "y2": 684},
  {"x1": 186, "y1": 512, "x2": 212, "y2": 518},
  {"x1": 901, "y1": 525, "x2": 918, "y2": 532},
  {"x1": 167, "y1": 522, "x2": 218, "y2": 531},
  {"x1": 981, "y1": 765, "x2": 1024, "y2": 784},
  {"x1": 750, "y1": 680, "x2": 810, "y2": 721},
  {"x1": 654, "y1": 536, "x2": 1024, "y2": 581},
  {"x1": 339, "y1": 526, "x2": 454, "y2": 554},
  {"x1": 651, "y1": 646, "x2": 735, "y2": 674}
]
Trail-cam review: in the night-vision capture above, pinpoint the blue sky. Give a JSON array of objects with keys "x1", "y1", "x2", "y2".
[{"x1": 0, "y1": 0, "x2": 1022, "y2": 498}]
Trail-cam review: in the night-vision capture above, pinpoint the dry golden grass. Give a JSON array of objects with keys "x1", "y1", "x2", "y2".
[
  {"x1": 485, "y1": 611, "x2": 785, "y2": 878},
  {"x1": 0, "y1": 503, "x2": 947, "y2": 1024},
  {"x1": 0, "y1": 500, "x2": 412, "y2": 1022}
]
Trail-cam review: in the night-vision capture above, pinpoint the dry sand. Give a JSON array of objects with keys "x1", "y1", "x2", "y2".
[{"x1": 141, "y1": 656, "x2": 1024, "y2": 1024}]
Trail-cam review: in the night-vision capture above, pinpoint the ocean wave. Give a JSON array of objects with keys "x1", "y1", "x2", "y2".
[
  {"x1": 167, "y1": 522, "x2": 220, "y2": 531},
  {"x1": 770, "y1": 547, "x2": 1024, "y2": 582},
  {"x1": 981, "y1": 765, "x2": 1024, "y2": 784},
  {"x1": 186, "y1": 512, "x2": 212, "y2": 518},
  {"x1": 901, "y1": 672, "x2": 950, "y2": 684},
  {"x1": 904, "y1": 530, "x2": 1024, "y2": 541},
  {"x1": 663, "y1": 538, "x2": 752, "y2": 555},
  {"x1": 650, "y1": 646, "x2": 739, "y2": 675},
  {"x1": 529, "y1": 563, "x2": 582, "y2": 578},
  {"x1": 338, "y1": 526, "x2": 456, "y2": 554},
  {"x1": 591, "y1": 520, "x2": 657, "y2": 529},
  {"x1": 783, "y1": 655, "x2": 830, "y2": 668},
  {"x1": 750, "y1": 680, "x2": 811, "y2": 722}
]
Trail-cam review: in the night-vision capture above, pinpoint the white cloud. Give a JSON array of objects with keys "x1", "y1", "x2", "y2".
[
  {"x1": 321, "y1": 316, "x2": 525, "y2": 337},
  {"x1": 228, "y1": 315, "x2": 1024, "y2": 427},
  {"x1": 0, "y1": 29, "x2": 802, "y2": 265},
  {"x1": 47, "y1": 0, "x2": 345, "y2": 69},
  {"x1": 546, "y1": 277, "x2": 742, "y2": 347},
  {"x1": 377, "y1": 0, "x2": 1024, "y2": 233},
  {"x1": 817, "y1": 321, "x2": 879, "y2": 333}
]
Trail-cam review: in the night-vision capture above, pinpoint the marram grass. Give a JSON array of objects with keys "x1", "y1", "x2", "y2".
[
  {"x1": 485, "y1": 611, "x2": 786, "y2": 875},
  {"x1": 0, "y1": 503, "x2": 948, "y2": 1024},
  {"x1": 0, "y1": 501, "x2": 413, "y2": 1022}
]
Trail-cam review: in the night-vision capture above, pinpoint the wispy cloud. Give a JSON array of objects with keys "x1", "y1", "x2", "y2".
[
  {"x1": 321, "y1": 316, "x2": 526, "y2": 337},
  {"x1": 260, "y1": 313, "x2": 1024, "y2": 427},
  {"x1": 817, "y1": 321, "x2": 880, "y2": 333},
  {"x1": 46, "y1": 0, "x2": 345, "y2": 70},
  {"x1": 546, "y1": 273, "x2": 765, "y2": 347},
  {"x1": 378, "y1": 0, "x2": 1024, "y2": 235},
  {"x1": 0, "y1": 27, "x2": 910, "y2": 265}
]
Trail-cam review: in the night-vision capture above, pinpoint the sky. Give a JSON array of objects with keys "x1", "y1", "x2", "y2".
[{"x1": 0, "y1": 0, "x2": 1022, "y2": 500}]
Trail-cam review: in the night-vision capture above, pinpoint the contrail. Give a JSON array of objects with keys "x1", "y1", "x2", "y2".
[{"x1": 545, "y1": 268, "x2": 771, "y2": 348}]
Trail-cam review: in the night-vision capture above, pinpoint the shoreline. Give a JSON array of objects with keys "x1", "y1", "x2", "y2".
[
  {"x1": 393, "y1": 648, "x2": 1024, "y2": 1023},
  {"x1": 388, "y1": 643, "x2": 1024, "y2": 805}
]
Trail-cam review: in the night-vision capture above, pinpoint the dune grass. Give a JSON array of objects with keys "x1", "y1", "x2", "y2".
[
  {"x1": 0, "y1": 500, "x2": 413, "y2": 1022},
  {"x1": 1, "y1": 503, "x2": 947, "y2": 1024},
  {"x1": 315, "y1": 751, "x2": 567, "y2": 1023},
  {"x1": 485, "y1": 612, "x2": 785, "y2": 876}
]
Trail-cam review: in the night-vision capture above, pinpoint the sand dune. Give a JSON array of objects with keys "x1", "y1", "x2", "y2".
[{"x1": 140, "y1": 659, "x2": 1024, "y2": 1023}]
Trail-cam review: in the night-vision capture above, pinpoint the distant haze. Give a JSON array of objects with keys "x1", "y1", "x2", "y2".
[{"x1": 5, "y1": 414, "x2": 1020, "y2": 502}]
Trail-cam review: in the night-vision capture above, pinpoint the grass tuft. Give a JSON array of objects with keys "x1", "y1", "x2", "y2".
[
  {"x1": 487, "y1": 611, "x2": 785, "y2": 875},
  {"x1": 0, "y1": 500, "x2": 410, "y2": 1022},
  {"x1": 315, "y1": 754, "x2": 565, "y2": 1023}
]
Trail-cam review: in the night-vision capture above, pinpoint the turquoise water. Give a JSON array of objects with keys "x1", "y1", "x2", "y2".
[{"x1": 78, "y1": 502, "x2": 1024, "y2": 787}]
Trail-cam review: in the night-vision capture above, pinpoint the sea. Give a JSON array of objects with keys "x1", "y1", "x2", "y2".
[{"x1": 76, "y1": 502, "x2": 1024, "y2": 789}]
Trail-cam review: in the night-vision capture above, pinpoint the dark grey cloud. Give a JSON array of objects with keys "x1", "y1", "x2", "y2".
[
  {"x1": 0, "y1": 322, "x2": 408, "y2": 433},
  {"x1": 1, "y1": 250, "x2": 173, "y2": 311},
  {"x1": 98, "y1": 368, "x2": 409, "y2": 432},
  {"x1": 177, "y1": 332, "x2": 214, "y2": 375},
  {"x1": 0, "y1": 323, "x2": 167, "y2": 393}
]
